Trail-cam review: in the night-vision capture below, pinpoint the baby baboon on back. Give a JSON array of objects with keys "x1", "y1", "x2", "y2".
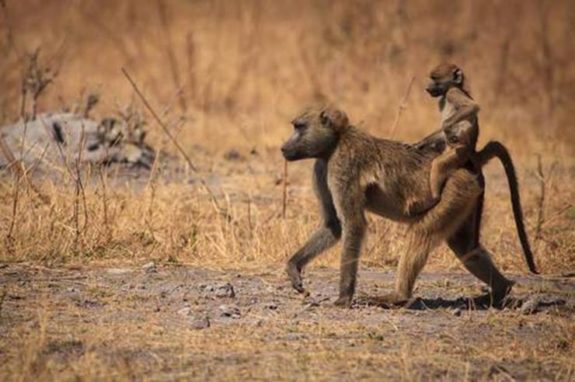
[
  {"x1": 281, "y1": 107, "x2": 535, "y2": 307},
  {"x1": 414, "y1": 63, "x2": 538, "y2": 274},
  {"x1": 407, "y1": 63, "x2": 480, "y2": 215}
]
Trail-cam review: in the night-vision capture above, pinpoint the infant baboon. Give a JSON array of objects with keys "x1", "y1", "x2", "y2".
[
  {"x1": 407, "y1": 63, "x2": 480, "y2": 215},
  {"x1": 415, "y1": 63, "x2": 538, "y2": 274},
  {"x1": 282, "y1": 107, "x2": 536, "y2": 307}
]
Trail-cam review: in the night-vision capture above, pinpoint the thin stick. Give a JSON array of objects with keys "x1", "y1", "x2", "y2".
[
  {"x1": 122, "y1": 67, "x2": 229, "y2": 219},
  {"x1": 122, "y1": 67, "x2": 196, "y2": 171},
  {"x1": 6, "y1": 108, "x2": 29, "y2": 246},
  {"x1": 534, "y1": 155, "x2": 545, "y2": 241},
  {"x1": 98, "y1": 167, "x2": 112, "y2": 243},
  {"x1": 282, "y1": 160, "x2": 288, "y2": 219},
  {"x1": 247, "y1": 196, "x2": 253, "y2": 235},
  {"x1": 389, "y1": 76, "x2": 415, "y2": 138},
  {"x1": 0, "y1": 135, "x2": 49, "y2": 204}
]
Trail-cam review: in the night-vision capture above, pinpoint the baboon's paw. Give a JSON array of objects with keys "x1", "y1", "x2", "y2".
[
  {"x1": 334, "y1": 295, "x2": 353, "y2": 308},
  {"x1": 474, "y1": 289, "x2": 513, "y2": 309},
  {"x1": 286, "y1": 262, "x2": 305, "y2": 294}
]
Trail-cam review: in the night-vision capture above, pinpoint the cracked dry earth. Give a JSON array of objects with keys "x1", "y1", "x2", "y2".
[{"x1": 0, "y1": 263, "x2": 574, "y2": 381}]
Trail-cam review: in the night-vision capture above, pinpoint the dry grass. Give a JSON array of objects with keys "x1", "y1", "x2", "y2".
[
  {"x1": 1, "y1": 0, "x2": 574, "y2": 156},
  {"x1": 1, "y1": 1, "x2": 575, "y2": 381}
]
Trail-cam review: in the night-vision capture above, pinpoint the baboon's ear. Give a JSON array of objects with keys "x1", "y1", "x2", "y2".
[
  {"x1": 319, "y1": 110, "x2": 329, "y2": 126},
  {"x1": 453, "y1": 68, "x2": 463, "y2": 85},
  {"x1": 320, "y1": 108, "x2": 349, "y2": 130}
]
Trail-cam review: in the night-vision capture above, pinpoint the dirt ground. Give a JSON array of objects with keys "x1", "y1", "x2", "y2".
[{"x1": 1, "y1": 262, "x2": 573, "y2": 381}]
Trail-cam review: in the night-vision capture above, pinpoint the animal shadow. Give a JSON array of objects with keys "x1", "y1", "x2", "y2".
[{"x1": 357, "y1": 294, "x2": 567, "y2": 313}]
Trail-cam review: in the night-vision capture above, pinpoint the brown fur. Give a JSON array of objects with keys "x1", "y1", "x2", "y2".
[{"x1": 282, "y1": 107, "x2": 515, "y2": 308}]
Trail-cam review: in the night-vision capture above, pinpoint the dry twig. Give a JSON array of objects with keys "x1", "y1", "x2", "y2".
[
  {"x1": 122, "y1": 67, "x2": 232, "y2": 221},
  {"x1": 388, "y1": 76, "x2": 415, "y2": 138}
]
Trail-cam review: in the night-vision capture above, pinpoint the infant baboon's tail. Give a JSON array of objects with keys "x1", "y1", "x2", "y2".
[{"x1": 476, "y1": 141, "x2": 539, "y2": 274}]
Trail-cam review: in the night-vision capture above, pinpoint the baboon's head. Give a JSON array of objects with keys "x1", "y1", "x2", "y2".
[
  {"x1": 426, "y1": 63, "x2": 464, "y2": 98},
  {"x1": 281, "y1": 107, "x2": 349, "y2": 161}
]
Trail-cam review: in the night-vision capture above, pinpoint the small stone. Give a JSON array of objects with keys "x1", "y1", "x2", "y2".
[
  {"x1": 223, "y1": 149, "x2": 244, "y2": 161},
  {"x1": 201, "y1": 282, "x2": 235, "y2": 298},
  {"x1": 219, "y1": 304, "x2": 241, "y2": 318},
  {"x1": 286, "y1": 333, "x2": 303, "y2": 341},
  {"x1": 520, "y1": 296, "x2": 540, "y2": 315},
  {"x1": 142, "y1": 262, "x2": 157, "y2": 273},
  {"x1": 106, "y1": 268, "x2": 132, "y2": 275},
  {"x1": 177, "y1": 307, "x2": 192, "y2": 316},
  {"x1": 452, "y1": 307, "x2": 462, "y2": 317},
  {"x1": 191, "y1": 316, "x2": 210, "y2": 330},
  {"x1": 264, "y1": 301, "x2": 278, "y2": 310},
  {"x1": 215, "y1": 283, "x2": 235, "y2": 298}
]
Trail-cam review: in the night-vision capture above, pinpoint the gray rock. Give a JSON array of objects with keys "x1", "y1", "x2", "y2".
[
  {"x1": 219, "y1": 304, "x2": 241, "y2": 318},
  {"x1": 201, "y1": 282, "x2": 236, "y2": 298},
  {"x1": 142, "y1": 262, "x2": 157, "y2": 273},
  {"x1": 520, "y1": 295, "x2": 541, "y2": 315},
  {"x1": 0, "y1": 113, "x2": 155, "y2": 171},
  {"x1": 190, "y1": 316, "x2": 210, "y2": 330}
]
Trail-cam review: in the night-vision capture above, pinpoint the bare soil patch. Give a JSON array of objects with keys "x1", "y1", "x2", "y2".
[{"x1": 1, "y1": 263, "x2": 573, "y2": 381}]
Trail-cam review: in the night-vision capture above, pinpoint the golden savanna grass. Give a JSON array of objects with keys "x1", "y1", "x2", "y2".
[{"x1": 0, "y1": 1, "x2": 574, "y2": 381}]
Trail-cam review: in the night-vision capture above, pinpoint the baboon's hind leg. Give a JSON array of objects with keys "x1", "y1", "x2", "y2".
[
  {"x1": 377, "y1": 170, "x2": 481, "y2": 306},
  {"x1": 392, "y1": 232, "x2": 432, "y2": 303},
  {"x1": 447, "y1": 194, "x2": 514, "y2": 303}
]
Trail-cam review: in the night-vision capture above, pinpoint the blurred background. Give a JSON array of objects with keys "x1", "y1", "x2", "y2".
[{"x1": 1, "y1": 0, "x2": 574, "y2": 157}]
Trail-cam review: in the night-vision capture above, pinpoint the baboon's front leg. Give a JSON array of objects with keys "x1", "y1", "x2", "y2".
[
  {"x1": 287, "y1": 223, "x2": 341, "y2": 293},
  {"x1": 335, "y1": 213, "x2": 366, "y2": 307},
  {"x1": 287, "y1": 159, "x2": 342, "y2": 294}
]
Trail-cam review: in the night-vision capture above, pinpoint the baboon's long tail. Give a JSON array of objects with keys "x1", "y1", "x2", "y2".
[{"x1": 476, "y1": 141, "x2": 539, "y2": 274}]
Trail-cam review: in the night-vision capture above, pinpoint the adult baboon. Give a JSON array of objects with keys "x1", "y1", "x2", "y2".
[{"x1": 281, "y1": 107, "x2": 535, "y2": 307}]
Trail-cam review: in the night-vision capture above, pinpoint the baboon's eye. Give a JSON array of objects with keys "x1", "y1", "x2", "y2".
[{"x1": 293, "y1": 122, "x2": 306, "y2": 131}]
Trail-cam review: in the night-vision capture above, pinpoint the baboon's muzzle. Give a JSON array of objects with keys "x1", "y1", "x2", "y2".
[
  {"x1": 426, "y1": 84, "x2": 443, "y2": 97},
  {"x1": 281, "y1": 144, "x2": 301, "y2": 161}
]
